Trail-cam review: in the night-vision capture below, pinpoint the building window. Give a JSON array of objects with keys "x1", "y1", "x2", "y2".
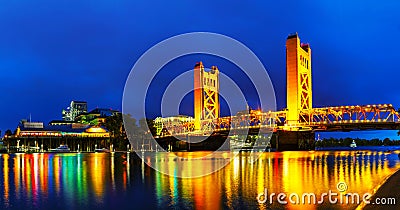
[{"x1": 300, "y1": 55, "x2": 302, "y2": 66}]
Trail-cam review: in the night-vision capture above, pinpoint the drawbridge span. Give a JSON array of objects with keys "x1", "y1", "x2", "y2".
[{"x1": 154, "y1": 33, "x2": 400, "y2": 151}]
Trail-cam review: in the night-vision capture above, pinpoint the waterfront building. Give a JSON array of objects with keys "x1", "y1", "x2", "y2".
[
  {"x1": 15, "y1": 121, "x2": 109, "y2": 138},
  {"x1": 62, "y1": 100, "x2": 88, "y2": 121},
  {"x1": 5, "y1": 121, "x2": 110, "y2": 152}
]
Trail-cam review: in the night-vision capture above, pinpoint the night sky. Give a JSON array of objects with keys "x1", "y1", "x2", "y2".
[{"x1": 1, "y1": 1, "x2": 400, "y2": 139}]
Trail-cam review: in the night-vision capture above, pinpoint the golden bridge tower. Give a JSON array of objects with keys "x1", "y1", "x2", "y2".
[
  {"x1": 286, "y1": 33, "x2": 312, "y2": 124},
  {"x1": 194, "y1": 62, "x2": 220, "y2": 130}
]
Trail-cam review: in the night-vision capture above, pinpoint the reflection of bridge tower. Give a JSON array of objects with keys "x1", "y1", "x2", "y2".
[
  {"x1": 194, "y1": 62, "x2": 220, "y2": 130},
  {"x1": 286, "y1": 33, "x2": 312, "y2": 125}
]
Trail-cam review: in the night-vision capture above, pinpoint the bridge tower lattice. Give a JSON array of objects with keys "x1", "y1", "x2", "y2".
[
  {"x1": 194, "y1": 62, "x2": 220, "y2": 130},
  {"x1": 286, "y1": 33, "x2": 312, "y2": 125}
]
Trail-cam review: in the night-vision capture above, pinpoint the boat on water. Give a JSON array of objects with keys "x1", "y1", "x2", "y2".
[
  {"x1": 350, "y1": 140, "x2": 357, "y2": 148},
  {"x1": 94, "y1": 148, "x2": 110, "y2": 153},
  {"x1": 49, "y1": 145, "x2": 71, "y2": 153}
]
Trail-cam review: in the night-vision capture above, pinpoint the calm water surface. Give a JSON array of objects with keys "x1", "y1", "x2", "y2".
[{"x1": 0, "y1": 146, "x2": 399, "y2": 209}]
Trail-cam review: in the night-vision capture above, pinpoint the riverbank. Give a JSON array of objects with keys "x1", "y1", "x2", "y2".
[{"x1": 358, "y1": 168, "x2": 400, "y2": 210}]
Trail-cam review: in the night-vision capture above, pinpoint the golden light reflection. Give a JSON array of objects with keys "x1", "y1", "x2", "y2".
[
  {"x1": 13, "y1": 154, "x2": 21, "y2": 200},
  {"x1": 224, "y1": 158, "x2": 233, "y2": 208},
  {"x1": 24, "y1": 156, "x2": 31, "y2": 198},
  {"x1": 39, "y1": 153, "x2": 47, "y2": 194},
  {"x1": 152, "y1": 150, "x2": 399, "y2": 209},
  {"x1": 256, "y1": 155, "x2": 266, "y2": 209},
  {"x1": 0, "y1": 150, "x2": 398, "y2": 209},
  {"x1": 192, "y1": 174, "x2": 221, "y2": 210},
  {"x1": 91, "y1": 153, "x2": 106, "y2": 200},
  {"x1": 32, "y1": 153, "x2": 39, "y2": 202},
  {"x1": 167, "y1": 156, "x2": 178, "y2": 205},
  {"x1": 3, "y1": 154, "x2": 9, "y2": 204},
  {"x1": 111, "y1": 153, "x2": 115, "y2": 190},
  {"x1": 53, "y1": 155, "x2": 60, "y2": 194},
  {"x1": 127, "y1": 153, "x2": 130, "y2": 186}
]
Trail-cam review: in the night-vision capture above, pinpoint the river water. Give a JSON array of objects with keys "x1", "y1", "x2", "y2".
[{"x1": 0, "y1": 146, "x2": 399, "y2": 209}]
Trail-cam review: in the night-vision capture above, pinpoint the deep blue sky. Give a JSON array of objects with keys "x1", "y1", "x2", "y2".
[{"x1": 1, "y1": 1, "x2": 400, "y2": 138}]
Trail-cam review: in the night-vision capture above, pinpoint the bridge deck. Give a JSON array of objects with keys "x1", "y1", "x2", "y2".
[{"x1": 156, "y1": 104, "x2": 400, "y2": 137}]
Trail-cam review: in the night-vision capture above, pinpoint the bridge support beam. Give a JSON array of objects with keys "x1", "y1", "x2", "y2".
[
  {"x1": 194, "y1": 62, "x2": 220, "y2": 130},
  {"x1": 276, "y1": 130, "x2": 315, "y2": 151},
  {"x1": 286, "y1": 33, "x2": 312, "y2": 125}
]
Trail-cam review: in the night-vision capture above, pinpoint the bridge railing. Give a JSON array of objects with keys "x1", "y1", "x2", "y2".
[
  {"x1": 156, "y1": 104, "x2": 400, "y2": 136},
  {"x1": 299, "y1": 104, "x2": 400, "y2": 126},
  {"x1": 158, "y1": 110, "x2": 279, "y2": 136},
  {"x1": 212, "y1": 110, "x2": 277, "y2": 130}
]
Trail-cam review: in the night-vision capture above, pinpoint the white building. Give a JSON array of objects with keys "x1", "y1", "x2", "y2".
[{"x1": 62, "y1": 101, "x2": 87, "y2": 121}]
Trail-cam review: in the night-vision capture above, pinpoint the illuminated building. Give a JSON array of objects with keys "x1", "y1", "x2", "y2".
[
  {"x1": 62, "y1": 101, "x2": 88, "y2": 121},
  {"x1": 15, "y1": 121, "x2": 110, "y2": 138},
  {"x1": 4, "y1": 117, "x2": 112, "y2": 152},
  {"x1": 75, "y1": 108, "x2": 120, "y2": 125},
  {"x1": 286, "y1": 33, "x2": 312, "y2": 124},
  {"x1": 194, "y1": 62, "x2": 220, "y2": 130},
  {"x1": 7, "y1": 121, "x2": 110, "y2": 152},
  {"x1": 154, "y1": 115, "x2": 194, "y2": 136}
]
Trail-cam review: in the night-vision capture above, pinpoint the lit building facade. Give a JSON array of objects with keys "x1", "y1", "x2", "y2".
[
  {"x1": 75, "y1": 108, "x2": 120, "y2": 125},
  {"x1": 62, "y1": 101, "x2": 88, "y2": 121},
  {"x1": 4, "y1": 121, "x2": 111, "y2": 152},
  {"x1": 286, "y1": 33, "x2": 312, "y2": 124},
  {"x1": 15, "y1": 121, "x2": 110, "y2": 138}
]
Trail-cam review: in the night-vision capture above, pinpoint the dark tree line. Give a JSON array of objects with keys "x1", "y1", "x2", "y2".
[
  {"x1": 315, "y1": 137, "x2": 400, "y2": 147},
  {"x1": 4, "y1": 129, "x2": 12, "y2": 137},
  {"x1": 103, "y1": 114, "x2": 156, "y2": 151}
]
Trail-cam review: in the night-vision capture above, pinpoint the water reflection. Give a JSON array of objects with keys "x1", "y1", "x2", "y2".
[
  {"x1": 0, "y1": 149, "x2": 399, "y2": 209},
  {"x1": 150, "y1": 150, "x2": 400, "y2": 209},
  {"x1": 0, "y1": 153, "x2": 115, "y2": 209}
]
